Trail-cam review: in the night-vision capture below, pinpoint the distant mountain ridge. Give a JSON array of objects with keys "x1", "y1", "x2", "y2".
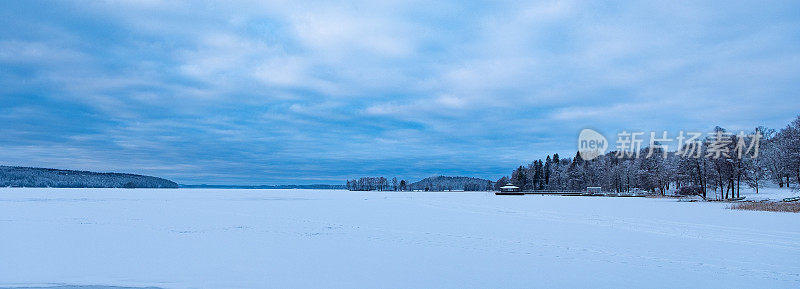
[
  {"x1": 410, "y1": 175, "x2": 493, "y2": 191},
  {"x1": 0, "y1": 166, "x2": 179, "y2": 188}
]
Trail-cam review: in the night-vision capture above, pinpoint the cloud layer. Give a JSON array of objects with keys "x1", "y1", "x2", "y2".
[{"x1": 1, "y1": 0, "x2": 799, "y2": 184}]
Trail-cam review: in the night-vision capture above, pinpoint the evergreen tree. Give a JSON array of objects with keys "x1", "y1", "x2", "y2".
[
  {"x1": 534, "y1": 160, "x2": 544, "y2": 190},
  {"x1": 511, "y1": 166, "x2": 528, "y2": 189},
  {"x1": 544, "y1": 155, "x2": 552, "y2": 187}
]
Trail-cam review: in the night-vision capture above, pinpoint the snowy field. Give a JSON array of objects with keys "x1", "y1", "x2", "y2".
[
  {"x1": 701, "y1": 186, "x2": 799, "y2": 202},
  {"x1": 1, "y1": 188, "x2": 798, "y2": 289}
]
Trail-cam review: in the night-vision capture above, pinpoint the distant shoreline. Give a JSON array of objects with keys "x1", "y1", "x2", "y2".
[{"x1": 179, "y1": 184, "x2": 346, "y2": 190}]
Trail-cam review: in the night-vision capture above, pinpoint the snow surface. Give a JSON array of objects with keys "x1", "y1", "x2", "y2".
[
  {"x1": 715, "y1": 186, "x2": 800, "y2": 201},
  {"x1": 0, "y1": 188, "x2": 798, "y2": 288}
]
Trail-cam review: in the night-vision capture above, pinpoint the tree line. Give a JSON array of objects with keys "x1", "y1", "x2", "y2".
[
  {"x1": 497, "y1": 116, "x2": 800, "y2": 200},
  {"x1": 346, "y1": 176, "x2": 494, "y2": 191},
  {"x1": 346, "y1": 177, "x2": 405, "y2": 191}
]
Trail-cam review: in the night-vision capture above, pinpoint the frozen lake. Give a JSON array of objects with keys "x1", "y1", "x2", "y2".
[{"x1": 1, "y1": 188, "x2": 798, "y2": 288}]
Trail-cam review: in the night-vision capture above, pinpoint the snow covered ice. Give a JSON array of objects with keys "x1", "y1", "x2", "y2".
[{"x1": 1, "y1": 188, "x2": 798, "y2": 288}]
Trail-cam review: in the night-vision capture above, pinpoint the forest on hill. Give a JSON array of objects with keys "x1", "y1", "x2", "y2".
[
  {"x1": 0, "y1": 166, "x2": 179, "y2": 188},
  {"x1": 409, "y1": 176, "x2": 493, "y2": 191}
]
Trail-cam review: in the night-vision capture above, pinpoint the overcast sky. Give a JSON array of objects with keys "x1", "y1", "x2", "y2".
[{"x1": 1, "y1": 0, "x2": 799, "y2": 184}]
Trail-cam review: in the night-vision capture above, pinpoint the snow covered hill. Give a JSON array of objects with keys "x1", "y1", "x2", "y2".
[{"x1": 0, "y1": 166, "x2": 178, "y2": 188}]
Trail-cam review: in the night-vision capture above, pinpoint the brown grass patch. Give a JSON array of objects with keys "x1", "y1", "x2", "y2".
[{"x1": 730, "y1": 201, "x2": 800, "y2": 213}]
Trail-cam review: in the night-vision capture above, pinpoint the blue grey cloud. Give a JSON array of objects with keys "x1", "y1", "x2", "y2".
[{"x1": 1, "y1": 0, "x2": 799, "y2": 184}]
